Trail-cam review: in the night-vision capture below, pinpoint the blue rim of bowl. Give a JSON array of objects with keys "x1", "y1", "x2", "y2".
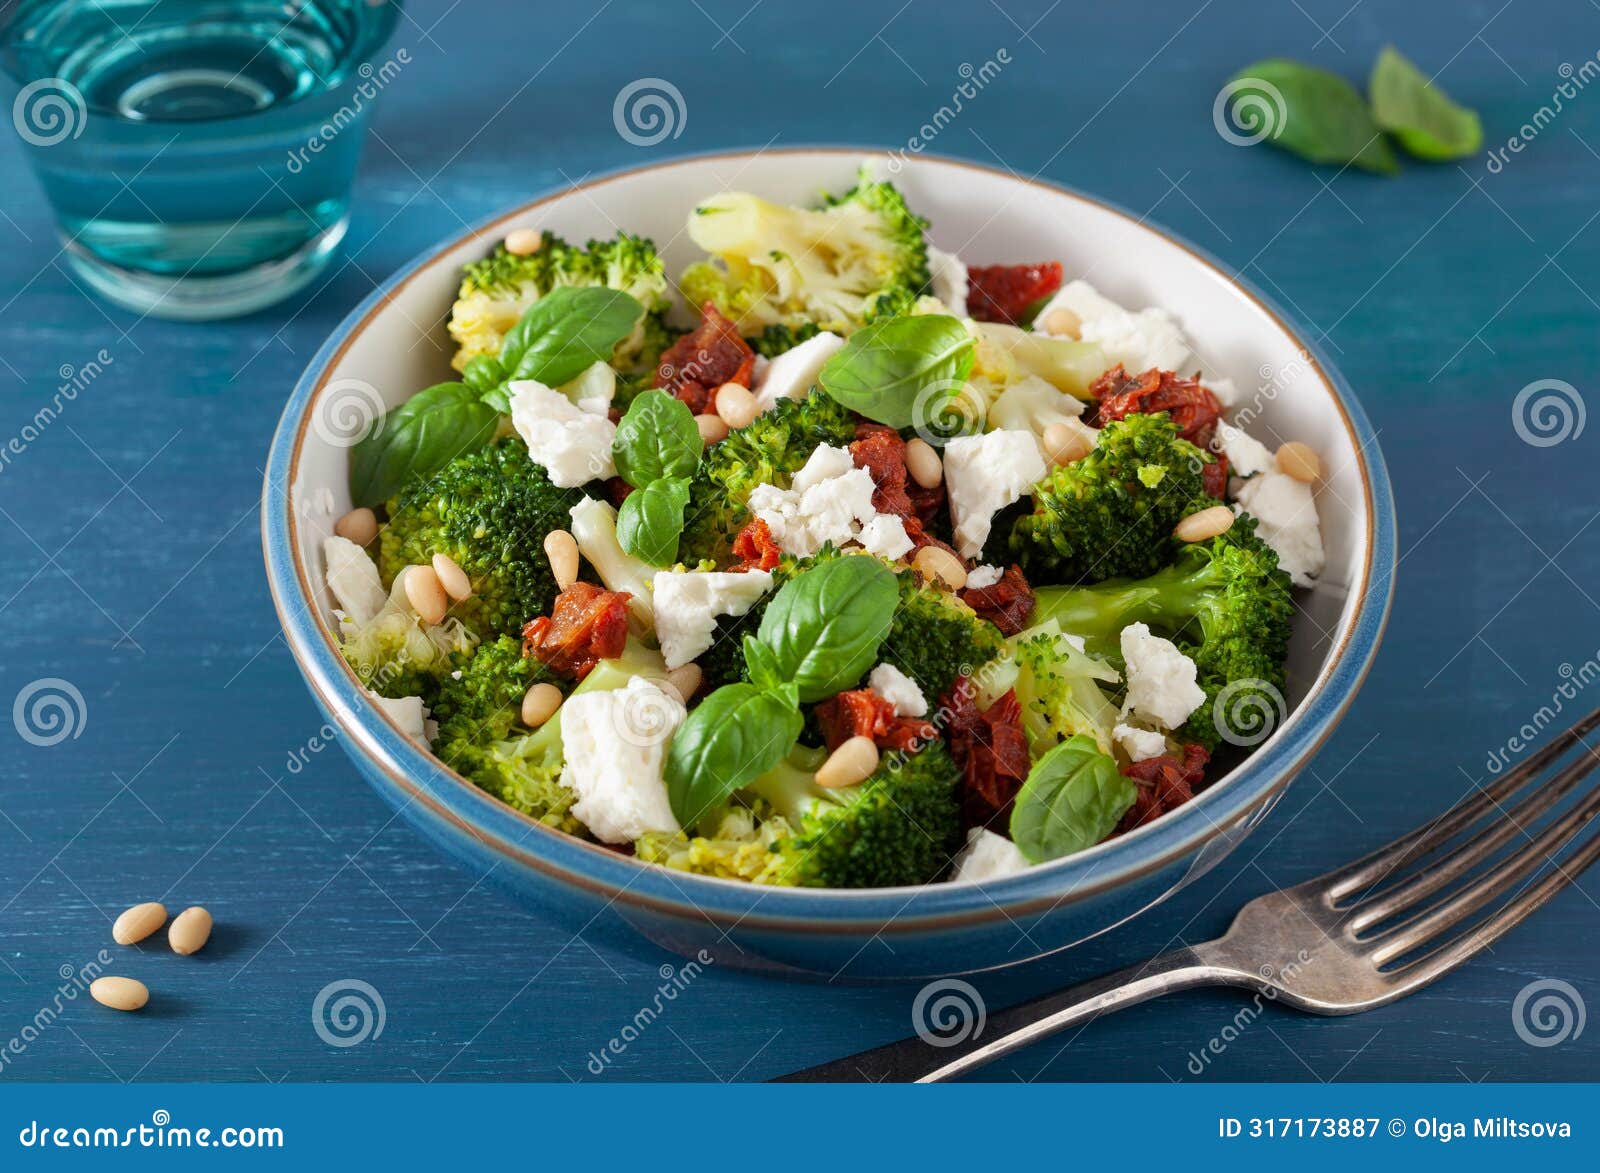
[{"x1": 263, "y1": 146, "x2": 1396, "y2": 933}]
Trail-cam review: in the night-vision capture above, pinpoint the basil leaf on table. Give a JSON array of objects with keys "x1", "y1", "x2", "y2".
[
  {"x1": 614, "y1": 390, "x2": 703, "y2": 487},
  {"x1": 616, "y1": 476, "x2": 691, "y2": 567},
  {"x1": 818, "y1": 313, "x2": 976, "y2": 430},
  {"x1": 1009, "y1": 735, "x2": 1136, "y2": 863},
  {"x1": 1369, "y1": 45, "x2": 1482, "y2": 161},
  {"x1": 348, "y1": 382, "x2": 499, "y2": 507},
  {"x1": 755, "y1": 555, "x2": 899, "y2": 702},
  {"x1": 666, "y1": 682, "x2": 803, "y2": 830},
  {"x1": 497, "y1": 285, "x2": 643, "y2": 392},
  {"x1": 1227, "y1": 60, "x2": 1399, "y2": 175}
]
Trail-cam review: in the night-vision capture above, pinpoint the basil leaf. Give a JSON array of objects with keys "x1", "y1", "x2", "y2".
[
  {"x1": 497, "y1": 285, "x2": 643, "y2": 391},
  {"x1": 1369, "y1": 45, "x2": 1482, "y2": 161},
  {"x1": 616, "y1": 476, "x2": 691, "y2": 566},
  {"x1": 461, "y1": 354, "x2": 504, "y2": 395},
  {"x1": 614, "y1": 390, "x2": 703, "y2": 487},
  {"x1": 1227, "y1": 60, "x2": 1399, "y2": 175},
  {"x1": 348, "y1": 382, "x2": 499, "y2": 508},
  {"x1": 1009, "y1": 735, "x2": 1136, "y2": 863},
  {"x1": 666, "y1": 683, "x2": 803, "y2": 830},
  {"x1": 819, "y1": 314, "x2": 976, "y2": 429},
  {"x1": 742, "y1": 635, "x2": 788, "y2": 693},
  {"x1": 755, "y1": 556, "x2": 899, "y2": 702}
]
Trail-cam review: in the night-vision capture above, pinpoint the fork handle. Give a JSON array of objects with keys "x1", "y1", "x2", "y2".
[{"x1": 777, "y1": 945, "x2": 1225, "y2": 1082}]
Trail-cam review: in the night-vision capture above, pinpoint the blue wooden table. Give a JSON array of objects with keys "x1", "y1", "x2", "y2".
[{"x1": 2, "y1": 0, "x2": 1597, "y2": 1082}]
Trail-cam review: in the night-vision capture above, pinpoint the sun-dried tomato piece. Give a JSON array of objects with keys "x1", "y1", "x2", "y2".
[
  {"x1": 729, "y1": 517, "x2": 782, "y2": 572},
  {"x1": 960, "y1": 564, "x2": 1035, "y2": 636},
  {"x1": 1116, "y1": 743, "x2": 1209, "y2": 833},
  {"x1": 522, "y1": 581, "x2": 631, "y2": 680},
  {"x1": 849, "y1": 423, "x2": 915, "y2": 520},
  {"x1": 604, "y1": 476, "x2": 635, "y2": 507},
  {"x1": 1089, "y1": 364, "x2": 1223, "y2": 450},
  {"x1": 654, "y1": 302, "x2": 756, "y2": 414},
  {"x1": 1202, "y1": 451, "x2": 1229, "y2": 500},
  {"x1": 815, "y1": 689, "x2": 937, "y2": 753},
  {"x1": 966, "y1": 262, "x2": 1064, "y2": 324},
  {"x1": 942, "y1": 676, "x2": 1031, "y2": 827}
]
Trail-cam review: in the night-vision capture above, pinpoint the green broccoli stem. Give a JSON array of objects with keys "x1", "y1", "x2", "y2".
[{"x1": 1031, "y1": 563, "x2": 1215, "y2": 653}]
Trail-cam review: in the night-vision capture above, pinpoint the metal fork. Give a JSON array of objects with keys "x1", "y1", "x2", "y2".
[{"x1": 780, "y1": 704, "x2": 1600, "y2": 1082}]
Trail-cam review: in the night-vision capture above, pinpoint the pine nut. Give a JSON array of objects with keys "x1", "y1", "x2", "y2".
[
  {"x1": 665, "y1": 663, "x2": 703, "y2": 703},
  {"x1": 168, "y1": 906, "x2": 213, "y2": 956},
  {"x1": 431, "y1": 553, "x2": 473, "y2": 601},
  {"x1": 544, "y1": 529, "x2": 579, "y2": 590},
  {"x1": 913, "y1": 545, "x2": 968, "y2": 591},
  {"x1": 112, "y1": 901, "x2": 166, "y2": 946},
  {"x1": 333, "y1": 507, "x2": 378, "y2": 546},
  {"x1": 694, "y1": 413, "x2": 729, "y2": 445},
  {"x1": 1174, "y1": 505, "x2": 1236, "y2": 542},
  {"x1": 816, "y1": 736, "x2": 880, "y2": 789},
  {"x1": 504, "y1": 228, "x2": 542, "y2": 256},
  {"x1": 521, "y1": 683, "x2": 563, "y2": 728},
  {"x1": 1041, "y1": 307, "x2": 1082, "y2": 338},
  {"x1": 404, "y1": 563, "x2": 448, "y2": 625},
  {"x1": 904, "y1": 437, "x2": 943, "y2": 489},
  {"x1": 1276, "y1": 441, "x2": 1322, "y2": 483},
  {"x1": 714, "y1": 382, "x2": 758, "y2": 430},
  {"x1": 90, "y1": 976, "x2": 149, "y2": 1011},
  {"x1": 1041, "y1": 421, "x2": 1092, "y2": 466}
]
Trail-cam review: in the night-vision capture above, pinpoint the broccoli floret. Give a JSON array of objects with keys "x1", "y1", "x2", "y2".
[
  {"x1": 431, "y1": 635, "x2": 561, "y2": 747},
  {"x1": 442, "y1": 639, "x2": 668, "y2": 833},
  {"x1": 679, "y1": 172, "x2": 931, "y2": 336},
  {"x1": 379, "y1": 438, "x2": 588, "y2": 639},
  {"x1": 747, "y1": 321, "x2": 821, "y2": 358},
  {"x1": 1030, "y1": 516, "x2": 1295, "y2": 750},
  {"x1": 643, "y1": 742, "x2": 963, "y2": 888},
  {"x1": 678, "y1": 390, "x2": 858, "y2": 564},
  {"x1": 1003, "y1": 620, "x2": 1123, "y2": 757},
  {"x1": 339, "y1": 575, "x2": 478, "y2": 703},
  {"x1": 1003, "y1": 412, "x2": 1215, "y2": 584},
  {"x1": 449, "y1": 231, "x2": 673, "y2": 375}
]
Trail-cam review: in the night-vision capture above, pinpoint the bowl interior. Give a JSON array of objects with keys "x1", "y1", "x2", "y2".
[{"x1": 281, "y1": 149, "x2": 1374, "y2": 896}]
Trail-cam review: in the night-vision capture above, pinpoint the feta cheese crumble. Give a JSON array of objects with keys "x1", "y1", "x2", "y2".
[
  {"x1": 927, "y1": 245, "x2": 969, "y2": 318},
  {"x1": 746, "y1": 443, "x2": 911, "y2": 559},
  {"x1": 751, "y1": 331, "x2": 845, "y2": 413},
  {"x1": 650, "y1": 568, "x2": 775, "y2": 669},
  {"x1": 1233, "y1": 471, "x2": 1325, "y2": 587},
  {"x1": 949, "y1": 828, "x2": 1032, "y2": 883},
  {"x1": 323, "y1": 535, "x2": 387, "y2": 625},
  {"x1": 1034, "y1": 280, "x2": 1191, "y2": 374},
  {"x1": 559, "y1": 676, "x2": 686, "y2": 844},
  {"x1": 367, "y1": 691, "x2": 433, "y2": 744},
  {"x1": 1113, "y1": 722, "x2": 1168, "y2": 763},
  {"x1": 965, "y1": 564, "x2": 1005, "y2": 590},
  {"x1": 508, "y1": 379, "x2": 616, "y2": 488},
  {"x1": 868, "y1": 663, "x2": 928, "y2": 718},
  {"x1": 1119, "y1": 622, "x2": 1205, "y2": 730},
  {"x1": 1213, "y1": 420, "x2": 1275, "y2": 478},
  {"x1": 942, "y1": 429, "x2": 1047, "y2": 558}
]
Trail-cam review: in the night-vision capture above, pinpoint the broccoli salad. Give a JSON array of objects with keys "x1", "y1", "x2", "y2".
[{"x1": 321, "y1": 169, "x2": 1326, "y2": 890}]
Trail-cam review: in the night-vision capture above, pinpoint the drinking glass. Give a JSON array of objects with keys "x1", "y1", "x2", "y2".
[{"x1": 0, "y1": 0, "x2": 403, "y2": 320}]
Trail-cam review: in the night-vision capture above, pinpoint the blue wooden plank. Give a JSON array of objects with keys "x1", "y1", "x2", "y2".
[{"x1": 1, "y1": 0, "x2": 1597, "y2": 1082}]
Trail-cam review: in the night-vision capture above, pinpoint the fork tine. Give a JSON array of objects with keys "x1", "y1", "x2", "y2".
[
  {"x1": 1388, "y1": 821, "x2": 1600, "y2": 992},
  {"x1": 1346, "y1": 744, "x2": 1600, "y2": 933},
  {"x1": 1368, "y1": 773, "x2": 1600, "y2": 966},
  {"x1": 1324, "y1": 701, "x2": 1600, "y2": 900}
]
